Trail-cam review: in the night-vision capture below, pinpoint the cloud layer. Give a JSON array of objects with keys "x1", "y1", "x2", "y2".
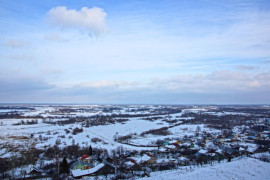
[
  {"x1": 48, "y1": 6, "x2": 107, "y2": 35},
  {"x1": 2, "y1": 70, "x2": 269, "y2": 104},
  {"x1": 3, "y1": 39, "x2": 25, "y2": 48},
  {"x1": 1, "y1": 1, "x2": 270, "y2": 104},
  {"x1": 0, "y1": 77, "x2": 54, "y2": 93}
]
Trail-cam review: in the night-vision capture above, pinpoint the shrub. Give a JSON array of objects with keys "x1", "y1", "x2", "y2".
[
  {"x1": 91, "y1": 137, "x2": 102, "y2": 143},
  {"x1": 141, "y1": 127, "x2": 172, "y2": 136},
  {"x1": 65, "y1": 129, "x2": 70, "y2": 134},
  {"x1": 72, "y1": 127, "x2": 83, "y2": 135}
]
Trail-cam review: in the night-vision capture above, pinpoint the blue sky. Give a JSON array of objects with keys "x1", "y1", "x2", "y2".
[{"x1": 0, "y1": 0, "x2": 270, "y2": 104}]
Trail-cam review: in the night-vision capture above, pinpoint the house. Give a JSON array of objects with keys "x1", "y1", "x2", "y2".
[
  {"x1": 172, "y1": 143, "x2": 180, "y2": 149},
  {"x1": 156, "y1": 159, "x2": 170, "y2": 165},
  {"x1": 207, "y1": 149, "x2": 225, "y2": 160},
  {"x1": 175, "y1": 140, "x2": 182, "y2": 145},
  {"x1": 28, "y1": 167, "x2": 43, "y2": 177},
  {"x1": 163, "y1": 141, "x2": 169, "y2": 146},
  {"x1": 96, "y1": 164, "x2": 116, "y2": 175},
  {"x1": 71, "y1": 160, "x2": 94, "y2": 170},
  {"x1": 173, "y1": 153, "x2": 183, "y2": 159},
  {"x1": 157, "y1": 157, "x2": 177, "y2": 165},
  {"x1": 247, "y1": 146, "x2": 257, "y2": 154},
  {"x1": 265, "y1": 118, "x2": 270, "y2": 125},
  {"x1": 239, "y1": 147, "x2": 246, "y2": 153},
  {"x1": 208, "y1": 149, "x2": 217, "y2": 157},
  {"x1": 163, "y1": 144, "x2": 177, "y2": 151},
  {"x1": 194, "y1": 149, "x2": 208, "y2": 158},
  {"x1": 222, "y1": 147, "x2": 238, "y2": 157},
  {"x1": 177, "y1": 156, "x2": 189, "y2": 166},
  {"x1": 70, "y1": 154, "x2": 98, "y2": 175},
  {"x1": 80, "y1": 154, "x2": 93, "y2": 163},
  {"x1": 216, "y1": 149, "x2": 223, "y2": 154},
  {"x1": 125, "y1": 159, "x2": 136, "y2": 168},
  {"x1": 130, "y1": 153, "x2": 157, "y2": 165},
  {"x1": 141, "y1": 153, "x2": 157, "y2": 165},
  {"x1": 125, "y1": 159, "x2": 142, "y2": 172},
  {"x1": 71, "y1": 163, "x2": 105, "y2": 178}
]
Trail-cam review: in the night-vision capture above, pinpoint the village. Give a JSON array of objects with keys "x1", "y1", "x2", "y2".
[
  {"x1": 0, "y1": 105, "x2": 269, "y2": 179},
  {"x1": 2, "y1": 0, "x2": 270, "y2": 179},
  {"x1": 66, "y1": 125, "x2": 270, "y2": 179}
]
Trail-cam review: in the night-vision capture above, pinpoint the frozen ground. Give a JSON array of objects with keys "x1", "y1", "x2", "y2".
[
  {"x1": 1, "y1": 105, "x2": 270, "y2": 179},
  {"x1": 0, "y1": 107, "x2": 189, "y2": 153},
  {"x1": 1, "y1": 117, "x2": 214, "y2": 152},
  {"x1": 140, "y1": 157, "x2": 270, "y2": 180}
]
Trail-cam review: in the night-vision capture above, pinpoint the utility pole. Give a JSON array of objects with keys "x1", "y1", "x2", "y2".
[
  {"x1": 57, "y1": 155, "x2": 60, "y2": 176},
  {"x1": 56, "y1": 153, "x2": 62, "y2": 176}
]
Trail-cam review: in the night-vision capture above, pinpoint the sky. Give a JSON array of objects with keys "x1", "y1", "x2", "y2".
[{"x1": 0, "y1": 0, "x2": 270, "y2": 104}]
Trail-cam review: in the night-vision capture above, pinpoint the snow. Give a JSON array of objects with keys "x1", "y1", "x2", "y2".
[
  {"x1": 130, "y1": 154, "x2": 152, "y2": 164},
  {"x1": 0, "y1": 148, "x2": 7, "y2": 155},
  {"x1": 179, "y1": 157, "x2": 187, "y2": 161},
  {"x1": 140, "y1": 158, "x2": 270, "y2": 180},
  {"x1": 0, "y1": 109, "x2": 29, "y2": 113},
  {"x1": 0, "y1": 116, "x2": 168, "y2": 152},
  {"x1": 125, "y1": 161, "x2": 135, "y2": 167},
  {"x1": 204, "y1": 111, "x2": 250, "y2": 116},
  {"x1": 1, "y1": 104, "x2": 270, "y2": 179},
  {"x1": 165, "y1": 145, "x2": 176, "y2": 149},
  {"x1": 198, "y1": 149, "x2": 208, "y2": 154},
  {"x1": 71, "y1": 163, "x2": 104, "y2": 177},
  {"x1": 157, "y1": 159, "x2": 171, "y2": 164},
  {"x1": 169, "y1": 124, "x2": 219, "y2": 136},
  {"x1": 141, "y1": 154, "x2": 152, "y2": 162},
  {"x1": 239, "y1": 147, "x2": 245, "y2": 151},
  {"x1": 0, "y1": 105, "x2": 196, "y2": 153},
  {"x1": 247, "y1": 146, "x2": 257, "y2": 153}
]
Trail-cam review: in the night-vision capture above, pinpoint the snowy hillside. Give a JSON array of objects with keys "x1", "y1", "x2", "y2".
[
  {"x1": 140, "y1": 158, "x2": 270, "y2": 180},
  {"x1": 1, "y1": 104, "x2": 269, "y2": 179}
]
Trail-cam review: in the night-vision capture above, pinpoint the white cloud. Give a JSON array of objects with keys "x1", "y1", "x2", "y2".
[
  {"x1": 262, "y1": 59, "x2": 270, "y2": 63},
  {"x1": 42, "y1": 70, "x2": 270, "y2": 104},
  {"x1": 44, "y1": 33, "x2": 69, "y2": 42},
  {"x1": 40, "y1": 67, "x2": 63, "y2": 75},
  {"x1": 58, "y1": 70, "x2": 270, "y2": 96},
  {"x1": 9, "y1": 54, "x2": 33, "y2": 61},
  {"x1": 236, "y1": 65, "x2": 257, "y2": 70},
  {"x1": 47, "y1": 6, "x2": 107, "y2": 35},
  {"x1": 147, "y1": 70, "x2": 270, "y2": 93},
  {"x1": 78, "y1": 80, "x2": 141, "y2": 90},
  {"x1": 0, "y1": 77, "x2": 54, "y2": 93},
  {"x1": 4, "y1": 39, "x2": 25, "y2": 48}
]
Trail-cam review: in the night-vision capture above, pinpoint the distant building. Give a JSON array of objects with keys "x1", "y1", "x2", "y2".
[
  {"x1": 70, "y1": 154, "x2": 104, "y2": 178},
  {"x1": 265, "y1": 118, "x2": 270, "y2": 125}
]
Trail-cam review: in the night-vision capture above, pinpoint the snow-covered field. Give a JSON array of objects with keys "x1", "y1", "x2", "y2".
[
  {"x1": 0, "y1": 106, "x2": 192, "y2": 153},
  {"x1": 1, "y1": 117, "x2": 217, "y2": 152},
  {"x1": 140, "y1": 158, "x2": 270, "y2": 180},
  {"x1": 1, "y1": 105, "x2": 270, "y2": 179},
  {"x1": 0, "y1": 104, "x2": 264, "y2": 154}
]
